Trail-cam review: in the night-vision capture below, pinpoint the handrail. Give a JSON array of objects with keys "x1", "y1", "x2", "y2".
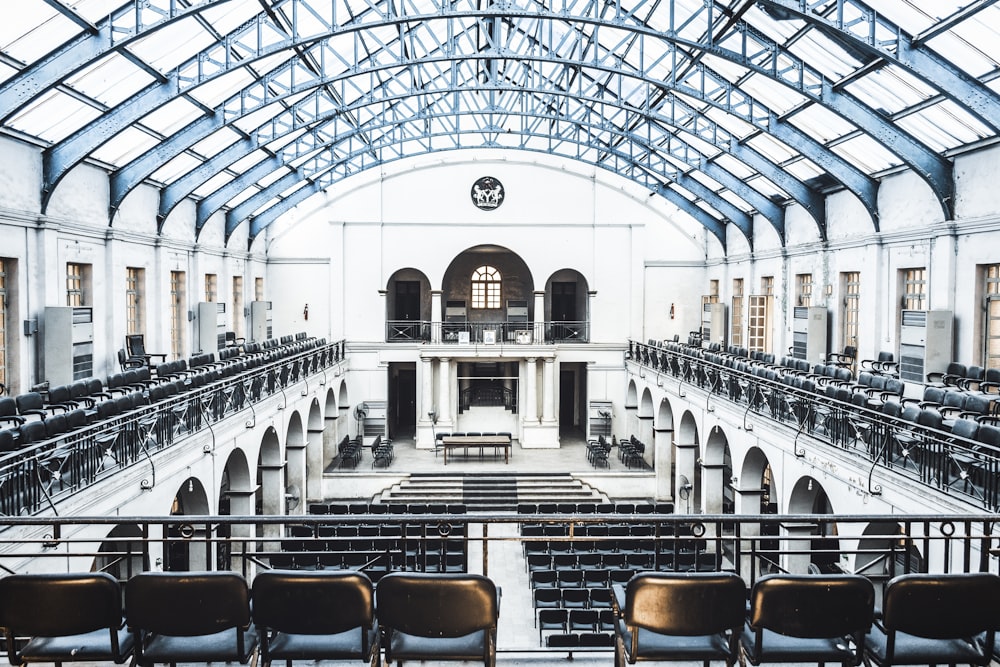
[
  {"x1": 628, "y1": 339, "x2": 1000, "y2": 510},
  {"x1": 0, "y1": 339, "x2": 347, "y2": 517}
]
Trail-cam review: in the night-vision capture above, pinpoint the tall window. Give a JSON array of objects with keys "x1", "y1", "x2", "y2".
[
  {"x1": 796, "y1": 273, "x2": 813, "y2": 307},
  {"x1": 471, "y1": 265, "x2": 501, "y2": 309},
  {"x1": 731, "y1": 279, "x2": 744, "y2": 347},
  {"x1": 902, "y1": 267, "x2": 927, "y2": 310},
  {"x1": 761, "y1": 276, "x2": 774, "y2": 296},
  {"x1": 170, "y1": 271, "x2": 186, "y2": 359},
  {"x1": 984, "y1": 264, "x2": 1000, "y2": 369},
  {"x1": 841, "y1": 271, "x2": 860, "y2": 352},
  {"x1": 66, "y1": 262, "x2": 90, "y2": 306},
  {"x1": 126, "y1": 267, "x2": 145, "y2": 335},
  {"x1": 232, "y1": 276, "x2": 244, "y2": 340},
  {"x1": 0, "y1": 259, "x2": 8, "y2": 389},
  {"x1": 205, "y1": 274, "x2": 217, "y2": 302},
  {"x1": 254, "y1": 276, "x2": 264, "y2": 302}
]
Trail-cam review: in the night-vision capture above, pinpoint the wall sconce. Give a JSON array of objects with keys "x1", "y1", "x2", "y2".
[
  {"x1": 730, "y1": 475, "x2": 738, "y2": 487},
  {"x1": 303, "y1": 304, "x2": 309, "y2": 320},
  {"x1": 669, "y1": 303, "x2": 675, "y2": 319}
]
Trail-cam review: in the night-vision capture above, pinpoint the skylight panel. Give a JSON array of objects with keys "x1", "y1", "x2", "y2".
[
  {"x1": 2, "y1": 2, "x2": 80, "y2": 65},
  {"x1": 896, "y1": 102, "x2": 989, "y2": 151},
  {"x1": 90, "y1": 127, "x2": 160, "y2": 166},
  {"x1": 733, "y1": 72, "x2": 808, "y2": 118},
  {"x1": 850, "y1": 73, "x2": 932, "y2": 122},
  {"x1": 6, "y1": 90, "x2": 101, "y2": 143},
  {"x1": 785, "y1": 103, "x2": 857, "y2": 145},
  {"x1": 187, "y1": 68, "x2": 260, "y2": 109},
  {"x1": 190, "y1": 127, "x2": 245, "y2": 158},
  {"x1": 0, "y1": 62, "x2": 18, "y2": 87},
  {"x1": 65, "y1": 52, "x2": 158, "y2": 108},
  {"x1": 138, "y1": 97, "x2": 207, "y2": 136},
  {"x1": 830, "y1": 134, "x2": 899, "y2": 174},
  {"x1": 126, "y1": 18, "x2": 221, "y2": 73},
  {"x1": 745, "y1": 133, "x2": 798, "y2": 165},
  {"x1": 148, "y1": 153, "x2": 203, "y2": 185},
  {"x1": 782, "y1": 158, "x2": 824, "y2": 184},
  {"x1": 193, "y1": 172, "x2": 236, "y2": 199}
]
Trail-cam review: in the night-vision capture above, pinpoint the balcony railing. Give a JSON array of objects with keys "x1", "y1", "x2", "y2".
[
  {"x1": 0, "y1": 340, "x2": 346, "y2": 517},
  {"x1": 385, "y1": 320, "x2": 590, "y2": 343},
  {"x1": 627, "y1": 339, "x2": 1000, "y2": 511},
  {"x1": 0, "y1": 512, "x2": 994, "y2": 655}
]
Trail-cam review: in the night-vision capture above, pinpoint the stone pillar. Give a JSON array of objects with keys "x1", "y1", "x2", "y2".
[
  {"x1": 533, "y1": 290, "x2": 546, "y2": 343},
  {"x1": 305, "y1": 426, "x2": 325, "y2": 503},
  {"x1": 541, "y1": 357, "x2": 556, "y2": 423},
  {"x1": 420, "y1": 357, "x2": 434, "y2": 419},
  {"x1": 653, "y1": 427, "x2": 673, "y2": 500},
  {"x1": 782, "y1": 522, "x2": 817, "y2": 574},
  {"x1": 286, "y1": 440, "x2": 307, "y2": 516},
  {"x1": 431, "y1": 290, "x2": 443, "y2": 343},
  {"x1": 438, "y1": 357, "x2": 452, "y2": 426},
  {"x1": 674, "y1": 441, "x2": 698, "y2": 514},
  {"x1": 735, "y1": 486, "x2": 763, "y2": 579},
  {"x1": 260, "y1": 462, "x2": 285, "y2": 545},
  {"x1": 523, "y1": 357, "x2": 538, "y2": 423},
  {"x1": 701, "y1": 461, "x2": 725, "y2": 515}
]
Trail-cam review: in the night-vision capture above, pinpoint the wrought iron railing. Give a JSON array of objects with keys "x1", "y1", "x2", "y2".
[
  {"x1": 385, "y1": 320, "x2": 590, "y2": 343},
  {"x1": 0, "y1": 513, "x2": 995, "y2": 655},
  {"x1": 0, "y1": 340, "x2": 346, "y2": 517},
  {"x1": 627, "y1": 340, "x2": 1000, "y2": 511},
  {"x1": 458, "y1": 386, "x2": 517, "y2": 413}
]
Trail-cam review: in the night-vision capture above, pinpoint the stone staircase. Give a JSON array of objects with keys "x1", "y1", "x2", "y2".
[{"x1": 377, "y1": 473, "x2": 609, "y2": 512}]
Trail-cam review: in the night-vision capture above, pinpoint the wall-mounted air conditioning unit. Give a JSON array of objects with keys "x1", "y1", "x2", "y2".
[
  {"x1": 250, "y1": 300, "x2": 272, "y2": 342},
  {"x1": 899, "y1": 309, "x2": 953, "y2": 382},
  {"x1": 42, "y1": 307, "x2": 93, "y2": 385},
  {"x1": 791, "y1": 306, "x2": 828, "y2": 365},
  {"x1": 197, "y1": 302, "x2": 226, "y2": 353}
]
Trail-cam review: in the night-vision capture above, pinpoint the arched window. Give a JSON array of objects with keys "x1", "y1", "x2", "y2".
[{"x1": 471, "y1": 265, "x2": 501, "y2": 309}]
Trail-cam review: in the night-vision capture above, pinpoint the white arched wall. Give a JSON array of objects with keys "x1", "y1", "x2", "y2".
[
  {"x1": 653, "y1": 397, "x2": 674, "y2": 501},
  {"x1": 675, "y1": 411, "x2": 699, "y2": 514}
]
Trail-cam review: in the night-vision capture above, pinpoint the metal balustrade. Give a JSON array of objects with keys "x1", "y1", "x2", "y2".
[
  {"x1": 0, "y1": 512, "x2": 995, "y2": 657},
  {"x1": 0, "y1": 340, "x2": 346, "y2": 517},
  {"x1": 627, "y1": 340, "x2": 1000, "y2": 511},
  {"x1": 385, "y1": 320, "x2": 590, "y2": 343}
]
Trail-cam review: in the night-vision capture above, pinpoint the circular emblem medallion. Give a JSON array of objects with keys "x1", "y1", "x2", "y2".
[{"x1": 471, "y1": 176, "x2": 504, "y2": 211}]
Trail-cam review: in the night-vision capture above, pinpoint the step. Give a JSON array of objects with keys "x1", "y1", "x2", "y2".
[{"x1": 377, "y1": 473, "x2": 609, "y2": 512}]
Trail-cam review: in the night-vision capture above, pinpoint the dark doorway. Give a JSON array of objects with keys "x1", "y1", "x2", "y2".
[
  {"x1": 559, "y1": 363, "x2": 586, "y2": 436},
  {"x1": 551, "y1": 282, "x2": 577, "y2": 321},
  {"x1": 394, "y1": 281, "x2": 421, "y2": 320},
  {"x1": 389, "y1": 364, "x2": 416, "y2": 438}
]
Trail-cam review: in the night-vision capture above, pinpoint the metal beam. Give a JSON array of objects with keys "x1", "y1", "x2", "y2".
[
  {"x1": 0, "y1": 0, "x2": 232, "y2": 122},
  {"x1": 756, "y1": 0, "x2": 1000, "y2": 133},
  {"x1": 46, "y1": 4, "x2": 894, "y2": 225}
]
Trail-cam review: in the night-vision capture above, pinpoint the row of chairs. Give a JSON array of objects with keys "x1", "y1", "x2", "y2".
[
  {"x1": 586, "y1": 434, "x2": 611, "y2": 467},
  {"x1": 540, "y1": 610, "x2": 615, "y2": 645},
  {"x1": 337, "y1": 435, "x2": 364, "y2": 468},
  {"x1": 308, "y1": 501, "x2": 469, "y2": 514},
  {"x1": 614, "y1": 570, "x2": 1000, "y2": 667},
  {"x1": 616, "y1": 434, "x2": 648, "y2": 469},
  {"x1": 372, "y1": 435, "x2": 394, "y2": 468},
  {"x1": 0, "y1": 570, "x2": 499, "y2": 667},
  {"x1": 516, "y1": 501, "x2": 671, "y2": 514},
  {"x1": 534, "y1": 586, "x2": 615, "y2": 613}
]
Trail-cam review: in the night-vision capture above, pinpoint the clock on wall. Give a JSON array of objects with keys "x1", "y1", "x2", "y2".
[{"x1": 471, "y1": 176, "x2": 504, "y2": 211}]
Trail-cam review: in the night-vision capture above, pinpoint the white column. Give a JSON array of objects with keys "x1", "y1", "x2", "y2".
[
  {"x1": 523, "y1": 357, "x2": 538, "y2": 422},
  {"x1": 438, "y1": 357, "x2": 452, "y2": 424},
  {"x1": 542, "y1": 357, "x2": 556, "y2": 422},
  {"x1": 533, "y1": 290, "x2": 546, "y2": 343},
  {"x1": 431, "y1": 290, "x2": 442, "y2": 343},
  {"x1": 420, "y1": 357, "x2": 434, "y2": 422}
]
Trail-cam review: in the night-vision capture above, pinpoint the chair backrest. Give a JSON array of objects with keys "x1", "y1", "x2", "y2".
[
  {"x1": 624, "y1": 571, "x2": 746, "y2": 636},
  {"x1": 881, "y1": 572, "x2": 1000, "y2": 640},
  {"x1": 376, "y1": 572, "x2": 498, "y2": 638},
  {"x1": 252, "y1": 570, "x2": 374, "y2": 636},
  {"x1": 0, "y1": 572, "x2": 131, "y2": 663},
  {"x1": 747, "y1": 574, "x2": 874, "y2": 639},
  {"x1": 125, "y1": 571, "x2": 252, "y2": 638},
  {"x1": 126, "y1": 334, "x2": 147, "y2": 357}
]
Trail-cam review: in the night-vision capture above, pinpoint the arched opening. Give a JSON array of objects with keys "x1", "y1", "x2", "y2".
[
  {"x1": 165, "y1": 477, "x2": 210, "y2": 572},
  {"x1": 675, "y1": 411, "x2": 699, "y2": 513},
  {"x1": 93, "y1": 524, "x2": 148, "y2": 581},
  {"x1": 787, "y1": 476, "x2": 840, "y2": 575},
  {"x1": 385, "y1": 268, "x2": 432, "y2": 341},
  {"x1": 440, "y1": 245, "x2": 534, "y2": 343},
  {"x1": 856, "y1": 522, "x2": 925, "y2": 598},
  {"x1": 545, "y1": 268, "x2": 590, "y2": 342},
  {"x1": 703, "y1": 425, "x2": 732, "y2": 514},
  {"x1": 220, "y1": 448, "x2": 253, "y2": 570},
  {"x1": 285, "y1": 411, "x2": 306, "y2": 515}
]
